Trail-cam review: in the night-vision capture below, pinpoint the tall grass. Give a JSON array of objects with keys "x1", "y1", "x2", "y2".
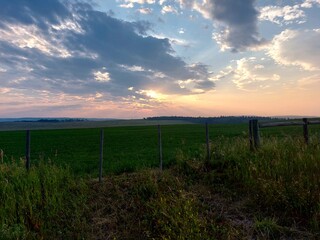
[
  {"x1": 0, "y1": 159, "x2": 88, "y2": 239},
  {"x1": 210, "y1": 135, "x2": 320, "y2": 230}
]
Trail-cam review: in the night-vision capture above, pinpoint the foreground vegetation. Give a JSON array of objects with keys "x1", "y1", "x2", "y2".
[
  {"x1": 1, "y1": 132, "x2": 319, "y2": 239},
  {"x1": 0, "y1": 161, "x2": 88, "y2": 239}
]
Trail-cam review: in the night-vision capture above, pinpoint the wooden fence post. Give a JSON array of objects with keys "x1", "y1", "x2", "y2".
[
  {"x1": 249, "y1": 120, "x2": 254, "y2": 151},
  {"x1": 158, "y1": 125, "x2": 163, "y2": 171},
  {"x1": 26, "y1": 130, "x2": 31, "y2": 170},
  {"x1": 252, "y1": 119, "x2": 260, "y2": 149},
  {"x1": 0, "y1": 149, "x2": 3, "y2": 164},
  {"x1": 303, "y1": 118, "x2": 309, "y2": 145},
  {"x1": 99, "y1": 129, "x2": 104, "y2": 183},
  {"x1": 205, "y1": 122, "x2": 210, "y2": 161}
]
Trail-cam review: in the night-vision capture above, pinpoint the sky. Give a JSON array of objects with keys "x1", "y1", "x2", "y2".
[{"x1": 0, "y1": 0, "x2": 319, "y2": 118}]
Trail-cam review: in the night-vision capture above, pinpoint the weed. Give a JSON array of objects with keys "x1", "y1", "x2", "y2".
[
  {"x1": 254, "y1": 217, "x2": 281, "y2": 239},
  {"x1": 0, "y1": 160, "x2": 88, "y2": 239}
]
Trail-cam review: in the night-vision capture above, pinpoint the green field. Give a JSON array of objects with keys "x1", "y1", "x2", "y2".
[
  {"x1": 1, "y1": 122, "x2": 320, "y2": 238},
  {"x1": 0, "y1": 122, "x2": 319, "y2": 176}
]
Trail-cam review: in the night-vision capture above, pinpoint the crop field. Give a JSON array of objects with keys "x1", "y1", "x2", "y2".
[
  {"x1": 1, "y1": 121, "x2": 320, "y2": 238},
  {"x1": 0, "y1": 122, "x2": 319, "y2": 176}
]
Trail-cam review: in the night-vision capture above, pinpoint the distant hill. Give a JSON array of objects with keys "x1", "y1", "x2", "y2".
[{"x1": 145, "y1": 116, "x2": 284, "y2": 124}]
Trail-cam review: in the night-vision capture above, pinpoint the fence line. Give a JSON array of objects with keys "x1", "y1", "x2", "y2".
[
  {"x1": 21, "y1": 123, "x2": 211, "y2": 176},
  {"x1": 17, "y1": 120, "x2": 320, "y2": 174},
  {"x1": 249, "y1": 118, "x2": 320, "y2": 149}
]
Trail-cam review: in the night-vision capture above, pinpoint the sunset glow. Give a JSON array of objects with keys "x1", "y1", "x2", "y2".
[{"x1": 0, "y1": 0, "x2": 319, "y2": 118}]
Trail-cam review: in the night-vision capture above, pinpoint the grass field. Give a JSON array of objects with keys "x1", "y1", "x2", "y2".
[
  {"x1": 1, "y1": 121, "x2": 320, "y2": 238},
  {"x1": 0, "y1": 121, "x2": 319, "y2": 176}
]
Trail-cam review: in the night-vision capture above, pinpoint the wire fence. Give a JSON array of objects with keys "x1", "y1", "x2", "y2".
[
  {"x1": 1, "y1": 121, "x2": 320, "y2": 179},
  {"x1": 0, "y1": 124, "x2": 223, "y2": 178}
]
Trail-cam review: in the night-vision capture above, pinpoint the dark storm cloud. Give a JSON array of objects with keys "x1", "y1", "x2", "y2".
[
  {"x1": 209, "y1": 0, "x2": 265, "y2": 52},
  {"x1": 0, "y1": 0, "x2": 214, "y2": 100},
  {"x1": 179, "y1": 0, "x2": 265, "y2": 52}
]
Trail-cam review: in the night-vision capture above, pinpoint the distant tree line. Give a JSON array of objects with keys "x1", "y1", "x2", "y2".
[
  {"x1": 145, "y1": 116, "x2": 283, "y2": 124},
  {"x1": 18, "y1": 118, "x2": 87, "y2": 123}
]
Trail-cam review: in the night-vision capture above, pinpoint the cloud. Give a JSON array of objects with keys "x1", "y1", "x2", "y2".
[
  {"x1": 178, "y1": 28, "x2": 185, "y2": 34},
  {"x1": 93, "y1": 70, "x2": 111, "y2": 82},
  {"x1": 231, "y1": 57, "x2": 281, "y2": 91},
  {"x1": 137, "y1": 8, "x2": 153, "y2": 14},
  {"x1": 178, "y1": 0, "x2": 265, "y2": 52},
  {"x1": 159, "y1": 0, "x2": 167, "y2": 5},
  {"x1": 119, "y1": 3, "x2": 134, "y2": 8},
  {"x1": 161, "y1": 5, "x2": 178, "y2": 14},
  {"x1": 119, "y1": 0, "x2": 155, "y2": 5},
  {"x1": 213, "y1": 57, "x2": 284, "y2": 91},
  {"x1": 0, "y1": 0, "x2": 214, "y2": 111},
  {"x1": 0, "y1": 23, "x2": 72, "y2": 58},
  {"x1": 268, "y1": 29, "x2": 320, "y2": 71},
  {"x1": 300, "y1": 0, "x2": 320, "y2": 8},
  {"x1": 298, "y1": 74, "x2": 320, "y2": 89},
  {"x1": 259, "y1": 5, "x2": 306, "y2": 25}
]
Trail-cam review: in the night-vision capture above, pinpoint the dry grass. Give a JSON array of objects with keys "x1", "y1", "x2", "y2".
[{"x1": 86, "y1": 153, "x2": 319, "y2": 239}]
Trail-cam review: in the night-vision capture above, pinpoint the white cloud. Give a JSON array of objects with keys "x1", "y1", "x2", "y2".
[
  {"x1": 178, "y1": 28, "x2": 185, "y2": 34},
  {"x1": 149, "y1": 33, "x2": 190, "y2": 47},
  {"x1": 254, "y1": 64, "x2": 265, "y2": 69},
  {"x1": 177, "y1": 0, "x2": 211, "y2": 19},
  {"x1": 120, "y1": 65, "x2": 146, "y2": 72},
  {"x1": 0, "y1": 23, "x2": 71, "y2": 58},
  {"x1": 212, "y1": 30, "x2": 231, "y2": 52},
  {"x1": 95, "y1": 92, "x2": 103, "y2": 98},
  {"x1": 268, "y1": 29, "x2": 320, "y2": 71},
  {"x1": 170, "y1": 38, "x2": 189, "y2": 47},
  {"x1": 51, "y1": 19, "x2": 84, "y2": 34},
  {"x1": 135, "y1": 89, "x2": 167, "y2": 100},
  {"x1": 300, "y1": 0, "x2": 320, "y2": 8},
  {"x1": 222, "y1": 57, "x2": 282, "y2": 91},
  {"x1": 152, "y1": 71, "x2": 166, "y2": 78},
  {"x1": 119, "y1": 3, "x2": 134, "y2": 8},
  {"x1": 177, "y1": 79, "x2": 205, "y2": 93},
  {"x1": 137, "y1": 8, "x2": 153, "y2": 14},
  {"x1": 120, "y1": 0, "x2": 155, "y2": 5},
  {"x1": 259, "y1": 5, "x2": 306, "y2": 24},
  {"x1": 161, "y1": 5, "x2": 178, "y2": 14},
  {"x1": 209, "y1": 65, "x2": 233, "y2": 82},
  {"x1": 93, "y1": 70, "x2": 111, "y2": 82}
]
